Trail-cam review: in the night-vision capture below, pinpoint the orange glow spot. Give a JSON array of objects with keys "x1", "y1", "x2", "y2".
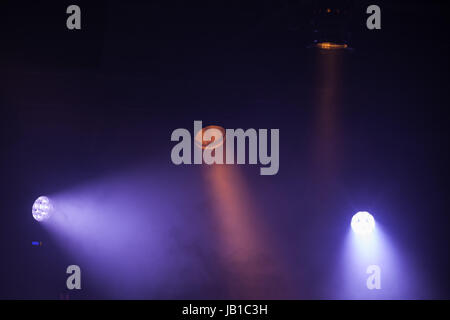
[
  {"x1": 326, "y1": 8, "x2": 331, "y2": 13},
  {"x1": 194, "y1": 125, "x2": 226, "y2": 150},
  {"x1": 316, "y1": 42, "x2": 348, "y2": 50}
]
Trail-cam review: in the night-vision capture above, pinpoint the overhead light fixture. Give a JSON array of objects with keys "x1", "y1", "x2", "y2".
[{"x1": 316, "y1": 42, "x2": 348, "y2": 50}]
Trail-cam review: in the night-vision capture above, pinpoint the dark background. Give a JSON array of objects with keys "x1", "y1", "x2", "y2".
[{"x1": 0, "y1": 0, "x2": 449, "y2": 299}]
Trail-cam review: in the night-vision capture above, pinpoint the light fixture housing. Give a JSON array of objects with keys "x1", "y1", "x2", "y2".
[
  {"x1": 316, "y1": 42, "x2": 348, "y2": 50},
  {"x1": 351, "y1": 211, "x2": 375, "y2": 236},
  {"x1": 32, "y1": 196, "x2": 53, "y2": 222},
  {"x1": 194, "y1": 125, "x2": 226, "y2": 150}
]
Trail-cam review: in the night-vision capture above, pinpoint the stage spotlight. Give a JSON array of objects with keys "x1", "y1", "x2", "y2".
[
  {"x1": 315, "y1": 42, "x2": 348, "y2": 50},
  {"x1": 351, "y1": 211, "x2": 375, "y2": 236},
  {"x1": 194, "y1": 125, "x2": 226, "y2": 150},
  {"x1": 308, "y1": 1, "x2": 353, "y2": 50},
  {"x1": 32, "y1": 196, "x2": 53, "y2": 221}
]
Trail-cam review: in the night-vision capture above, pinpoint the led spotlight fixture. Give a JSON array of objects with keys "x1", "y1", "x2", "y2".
[
  {"x1": 194, "y1": 125, "x2": 226, "y2": 150},
  {"x1": 351, "y1": 211, "x2": 375, "y2": 236},
  {"x1": 308, "y1": 1, "x2": 353, "y2": 50},
  {"x1": 32, "y1": 196, "x2": 53, "y2": 222}
]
